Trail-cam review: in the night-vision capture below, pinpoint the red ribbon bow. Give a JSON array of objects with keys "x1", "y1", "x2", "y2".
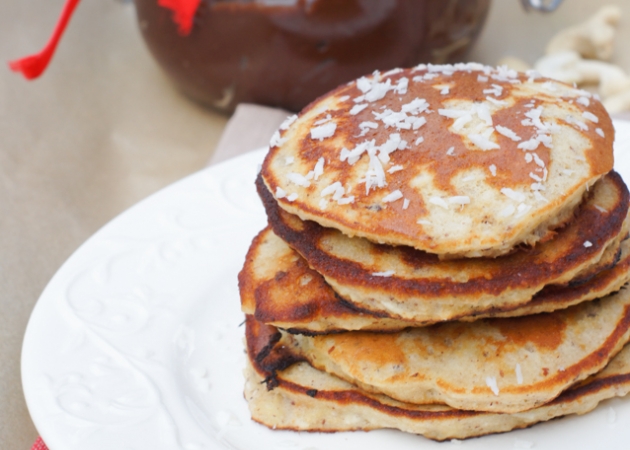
[{"x1": 8, "y1": 0, "x2": 200, "y2": 80}]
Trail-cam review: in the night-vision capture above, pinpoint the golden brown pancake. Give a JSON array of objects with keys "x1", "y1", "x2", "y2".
[
  {"x1": 279, "y1": 285, "x2": 630, "y2": 413},
  {"x1": 261, "y1": 64, "x2": 615, "y2": 258},
  {"x1": 257, "y1": 171, "x2": 629, "y2": 323},
  {"x1": 240, "y1": 226, "x2": 630, "y2": 333},
  {"x1": 244, "y1": 315, "x2": 630, "y2": 441}
]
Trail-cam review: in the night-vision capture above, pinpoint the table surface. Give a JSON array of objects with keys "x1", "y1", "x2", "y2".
[{"x1": 2, "y1": 1, "x2": 630, "y2": 448}]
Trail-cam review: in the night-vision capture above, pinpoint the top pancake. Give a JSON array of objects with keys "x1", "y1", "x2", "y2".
[{"x1": 261, "y1": 63, "x2": 614, "y2": 257}]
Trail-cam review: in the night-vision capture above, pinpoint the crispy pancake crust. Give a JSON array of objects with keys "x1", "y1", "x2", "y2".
[
  {"x1": 258, "y1": 171, "x2": 629, "y2": 322},
  {"x1": 240, "y1": 227, "x2": 630, "y2": 333},
  {"x1": 245, "y1": 316, "x2": 630, "y2": 441},
  {"x1": 278, "y1": 287, "x2": 630, "y2": 413},
  {"x1": 261, "y1": 64, "x2": 615, "y2": 257}
]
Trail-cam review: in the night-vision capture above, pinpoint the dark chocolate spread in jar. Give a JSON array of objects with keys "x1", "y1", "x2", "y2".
[{"x1": 134, "y1": 0, "x2": 490, "y2": 113}]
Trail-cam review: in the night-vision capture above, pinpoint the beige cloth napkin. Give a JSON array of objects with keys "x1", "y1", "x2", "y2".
[
  {"x1": 208, "y1": 103, "x2": 291, "y2": 166},
  {"x1": 209, "y1": 104, "x2": 630, "y2": 168}
]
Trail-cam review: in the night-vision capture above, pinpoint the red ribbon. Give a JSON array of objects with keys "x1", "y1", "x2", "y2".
[
  {"x1": 8, "y1": 0, "x2": 81, "y2": 80},
  {"x1": 31, "y1": 437, "x2": 49, "y2": 450},
  {"x1": 8, "y1": 0, "x2": 200, "y2": 80},
  {"x1": 159, "y1": 0, "x2": 201, "y2": 36}
]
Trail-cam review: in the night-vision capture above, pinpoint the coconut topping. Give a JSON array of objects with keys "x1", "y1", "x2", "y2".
[
  {"x1": 310, "y1": 121, "x2": 337, "y2": 141},
  {"x1": 372, "y1": 270, "x2": 395, "y2": 277},
  {"x1": 350, "y1": 104, "x2": 368, "y2": 115},
  {"x1": 486, "y1": 376, "x2": 500, "y2": 396},
  {"x1": 582, "y1": 111, "x2": 599, "y2": 123},
  {"x1": 515, "y1": 364, "x2": 523, "y2": 385},
  {"x1": 287, "y1": 172, "x2": 311, "y2": 187},
  {"x1": 496, "y1": 125, "x2": 522, "y2": 141},
  {"x1": 596, "y1": 128, "x2": 605, "y2": 137},
  {"x1": 279, "y1": 114, "x2": 298, "y2": 130},
  {"x1": 584, "y1": 240, "x2": 593, "y2": 247},
  {"x1": 501, "y1": 188, "x2": 526, "y2": 202},
  {"x1": 270, "y1": 130, "x2": 287, "y2": 148},
  {"x1": 565, "y1": 115, "x2": 588, "y2": 131},
  {"x1": 382, "y1": 190, "x2": 403, "y2": 203},
  {"x1": 429, "y1": 197, "x2": 449, "y2": 209}
]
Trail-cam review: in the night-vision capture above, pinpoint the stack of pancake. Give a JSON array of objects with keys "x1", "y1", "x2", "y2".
[{"x1": 238, "y1": 63, "x2": 630, "y2": 440}]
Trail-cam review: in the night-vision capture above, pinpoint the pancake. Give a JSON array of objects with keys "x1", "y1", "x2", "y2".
[
  {"x1": 258, "y1": 171, "x2": 629, "y2": 323},
  {"x1": 279, "y1": 286, "x2": 630, "y2": 413},
  {"x1": 244, "y1": 316, "x2": 630, "y2": 441},
  {"x1": 240, "y1": 226, "x2": 630, "y2": 333},
  {"x1": 261, "y1": 64, "x2": 615, "y2": 258}
]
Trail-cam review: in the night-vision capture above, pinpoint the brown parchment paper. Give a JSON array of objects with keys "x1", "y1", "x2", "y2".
[{"x1": 1, "y1": 1, "x2": 630, "y2": 449}]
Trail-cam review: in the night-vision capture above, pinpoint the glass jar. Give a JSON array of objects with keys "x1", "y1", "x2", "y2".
[{"x1": 134, "y1": 0, "x2": 491, "y2": 113}]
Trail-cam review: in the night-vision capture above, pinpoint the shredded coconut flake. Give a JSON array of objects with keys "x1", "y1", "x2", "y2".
[
  {"x1": 496, "y1": 125, "x2": 521, "y2": 141},
  {"x1": 286, "y1": 193, "x2": 298, "y2": 202},
  {"x1": 279, "y1": 114, "x2": 298, "y2": 130},
  {"x1": 534, "y1": 191, "x2": 549, "y2": 203},
  {"x1": 313, "y1": 114, "x2": 332, "y2": 126},
  {"x1": 576, "y1": 96, "x2": 590, "y2": 107},
  {"x1": 485, "y1": 376, "x2": 500, "y2": 396},
  {"x1": 596, "y1": 127, "x2": 605, "y2": 138},
  {"x1": 486, "y1": 96, "x2": 508, "y2": 106},
  {"x1": 468, "y1": 132, "x2": 500, "y2": 150},
  {"x1": 608, "y1": 407, "x2": 617, "y2": 424},
  {"x1": 518, "y1": 138, "x2": 540, "y2": 151},
  {"x1": 516, "y1": 364, "x2": 523, "y2": 385},
  {"x1": 499, "y1": 204, "x2": 516, "y2": 217},
  {"x1": 448, "y1": 196, "x2": 470, "y2": 205},
  {"x1": 415, "y1": 136, "x2": 424, "y2": 146},
  {"x1": 514, "y1": 439, "x2": 534, "y2": 449},
  {"x1": 446, "y1": 146, "x2": 455, "y2": 156},
  {"x1": 501, "y1": 188, "x2": 526, "y2": 202},
  {"x1": 440, "y1": 86, "x2": 450, "y2": 95},
  {"x1": 321, "y1": 181, "x2": 344, "y2": 198},
  {"x1": 429, "y1": 197, "x2": 449, "y2": 209},
  {"x1": 489, "y1": 164, "x2": 497, "y2": 176},
  {"x1": 417, "y1": 219, "x2": 432, "y2": 225},
  {"x1": 284, "y1": 156, "x2": 294, "y2": 166},
  {"x1": 516, "y1": 203, "x2": 532, "y2": 217},
  {"x1": 269, "y1": 130, "x2": 287, "y2": 148},
  {"x1": 276, "y1": 187, "x2": 287, "y2": 198},
  {"x1": 372, "y1": 270, "x2": 395, "y2": 277},
  {"x1": 313, "y1": 157, "x2": 325, "y2": 180},
  {"x1": 403, "y1": 198, "x2": 410, "y2": 210},
  {"x1": 338, "y1": 196, "x2": 355, "y2": 205},
  {"x1": 287, "y1": 172, "x2": 311, "y2": 187},
  {"x1": 477, "y1": 75, "x2": 488, "y2": 82},
  {"x1": 310, "y1": 122, "x2": 337, "y2": 141},
  {"x1": 594, "y1": 205, "x2": 607, "y2": 213},
  {"x1": 382, "y1": 190, "x2": 403, "y2": 203},
  {"x1": 582, "y1": 111, "x2": 599, "y2": 123},
  {"x1": 388, "y1": 165, "x2": 404, "y2": 174},
  {"x1": 583, "y1": 240, "x2": 593, "y2": 248},
  {"x1": 350, "y1": 104, "x2": 368, "y2": 115},
  {"x1": 566, "y1": 115, "x2": 588, "y2": 131}
]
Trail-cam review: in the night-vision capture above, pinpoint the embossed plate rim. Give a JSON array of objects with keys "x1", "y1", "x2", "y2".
[{"x1": 21, "y1": 119, "x2": 630, "y2": 450}]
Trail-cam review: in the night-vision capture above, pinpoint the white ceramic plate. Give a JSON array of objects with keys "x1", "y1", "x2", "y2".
[{"x1": 22, "y1": 120, "x2": 630, "y2": 450}]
